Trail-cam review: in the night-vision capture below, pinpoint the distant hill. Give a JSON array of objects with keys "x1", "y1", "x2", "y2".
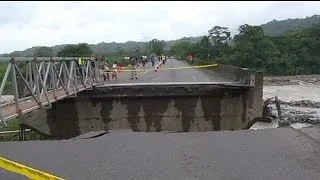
[
  {"x1": 0, "y1": 36, "x2": 204, "y2": 57},
  {"x1": 260, "y1": 14, "x2": 320, "y2": 36}
]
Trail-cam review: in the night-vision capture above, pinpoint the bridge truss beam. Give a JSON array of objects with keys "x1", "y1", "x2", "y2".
[{"x1": 0, "y1": 57, "x2": 101, "y2": 127}]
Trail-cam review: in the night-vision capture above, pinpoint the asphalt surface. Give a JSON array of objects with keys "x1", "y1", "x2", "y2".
[
  {"x1": 1, "y1": 127, "x2": 320, "y2": 180},
  {"x1": 2, "y1": 60, "x2": 320, "y2": 179},
  {"x1": 105, "y1": 59, "x2": 228, "y2": 84}
]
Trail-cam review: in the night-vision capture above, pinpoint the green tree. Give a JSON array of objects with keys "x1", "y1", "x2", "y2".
[
  {"x1": 115, "y1": 47, "x2": 125, "y2": 56},
  {"x1": 194, "y1": 36, "x2": 212, "y2": 60},
  {"x1": 148, "y1": 39, "x2": 166, "y2": 55},
  {"x1": 207, "y1": 26, "x2": 232, "y2": 59},
  {"x1": 171, "y1": 38, "x2": 194, "y2": 58},
  {"x1": 227, "y1": 24, "x2": 278, "y2": 72},
  {"x1": 208, "y1": 26, "x2": 231, "y2": 45},
  {"x1": 33, "y1": 46, "x2": 54, "y2": 57},
  {"x1": 57, "y1": 43, "x2": 93, "y2": 57},
  {"x1": 133, "y1": 45, "x2": 141, "y2": 57},
  {"x1": 76, "y1": 43, "x2": 94, "y2": 56}
]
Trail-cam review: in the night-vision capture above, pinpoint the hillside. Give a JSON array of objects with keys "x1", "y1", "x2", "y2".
[
  {"x1": 261, "y1": 14, "x2": 320, "y2": 36},
  {"x1": 0, "y1": 36, "x2": 203, "y2": 57}
]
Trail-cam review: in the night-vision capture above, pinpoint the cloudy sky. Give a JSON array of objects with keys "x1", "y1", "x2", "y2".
[{"x1": 0, "y1": 1, "x2": 319, "y2": 54}]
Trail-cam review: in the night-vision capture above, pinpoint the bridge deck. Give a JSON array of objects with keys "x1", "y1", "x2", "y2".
[
  {"x1": 1, "y1": 84, "x2": 94, "y2": 120},
  {"x1": 1, "y1": 59, "x2": 243, "y2": 121},
  {"x1": 92, "y1": 59, "x2": 249, "y2": 97},
  {"x1": 106, "y1": 59, "x2": 230, "y2": 84}
]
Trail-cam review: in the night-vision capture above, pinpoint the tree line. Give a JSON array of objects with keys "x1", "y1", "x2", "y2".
[
  {"x1": 19, "y1": 22, "x2": 320, "y2": 76},
  {"x1": 170, "y1": 23, "x2": 320, "y2": 76}
]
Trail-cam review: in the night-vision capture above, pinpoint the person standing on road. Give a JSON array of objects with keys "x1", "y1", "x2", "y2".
[
  {"x1": 129, "y1": 54, "x2": 138, "y2": 80},
  {"x1": 162, "y1": 54, "x2": 166, "y2": 65},
  {"x1": 151, "y1": 54, "x2": 155, "y2": 67},
  {"x1": 154, "y1": 54, "x2": 158, "y2": 67},
  {"x1": 102, "y1": 63, "x2": 110, "y2": 81},
  {"x1": 111, "y1": 61, "x2": 118, "y2": 80},
  {"x1": 141, "y1": 56, "x2": 146, "y2": 67},
  {"x1": 188, "y1": 54, "x2": 194, "y2": 64}
]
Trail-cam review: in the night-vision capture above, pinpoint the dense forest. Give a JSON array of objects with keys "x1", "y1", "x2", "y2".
[
  {"x1": 173, "y1": 22, "x2": 320, "y2": 75},
  {"x1": 1, "y1": 15, "x2": 320, "y2": 76}
]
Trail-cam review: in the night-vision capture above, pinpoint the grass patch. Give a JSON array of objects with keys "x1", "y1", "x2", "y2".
[{"x1": 0, "y1": 118, "x2": 20, "y2": 131}]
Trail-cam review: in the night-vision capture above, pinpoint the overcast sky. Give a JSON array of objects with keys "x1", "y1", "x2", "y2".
[{"x1": 0, "y1": 1, "x2": 319, "y2": 54}]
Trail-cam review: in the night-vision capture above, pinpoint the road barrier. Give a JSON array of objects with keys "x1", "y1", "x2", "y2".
[{"x1": 0, "y1": 156, "x2": 65, "y2": 180}]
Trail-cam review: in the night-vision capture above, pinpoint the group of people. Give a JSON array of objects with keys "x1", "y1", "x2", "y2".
[
  {"x1": 99, "y1": 61, "x2": 119, "y2": 81},
  {"x1": 98, "y1": 53, "x2": 169, "y2": 81},
  {"x1": 128, "y1": 54, "x2": 168, "y2": 79},
  {"x1": 173, "y1": 55, "x2": 193, "y2": 63},
  {"x1": 150, "y1": 54, "x2": 167, "y2": 67}
]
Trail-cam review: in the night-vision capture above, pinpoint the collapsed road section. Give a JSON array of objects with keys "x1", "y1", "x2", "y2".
[{"x1": 20, "y1": 62, "x2": 263, "y2": 139}]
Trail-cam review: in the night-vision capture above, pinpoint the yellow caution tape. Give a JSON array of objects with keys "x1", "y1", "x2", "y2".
[
  {"x1": 119, "y1": 69, "x2": 146, "y2": 72},
  {"x1": 122, "y1": 64, "x2": 131, "y2": 69},
  {"x1": 142, "y1": 67, "x2": 155, "y2": 74},
  {"x1": 118, "y1": 64, "x2": 218, "y2": 72},
  {"x1": 159, "y1": 64, "x2": 218, "y2": 70},
  {"x1": 0, "y1": 156, "x2": 65, "y2": 180},
  {"x1": 118, "y1": 64, "x2": 144, "y2": 72}
]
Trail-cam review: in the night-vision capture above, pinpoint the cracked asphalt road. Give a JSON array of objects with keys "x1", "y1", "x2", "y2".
[{"x1": 1, "y1": 127, "x2": 320, "y2": 180}]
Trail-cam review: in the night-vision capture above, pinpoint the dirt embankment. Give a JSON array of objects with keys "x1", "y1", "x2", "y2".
[{"x1": 263, "y1": 75, "x2": 320, "y2": 124}]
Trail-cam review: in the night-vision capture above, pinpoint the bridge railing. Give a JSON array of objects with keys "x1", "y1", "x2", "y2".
[{"x1": 0, "y1": 57, "x2": 101, "y2": 127}]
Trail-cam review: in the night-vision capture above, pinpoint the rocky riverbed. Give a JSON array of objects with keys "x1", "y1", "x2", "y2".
[{"x1": 251, "y1": 75, "x2": 320, "y2": 130}]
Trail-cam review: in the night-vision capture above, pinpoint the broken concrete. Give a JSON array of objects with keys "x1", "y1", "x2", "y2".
[
  {"x1": 20, "y1": 64, "x2": 263, "y2": 139},
  {"x1": 22, "y1": 83, "x2": 262, "y2": 139}
]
